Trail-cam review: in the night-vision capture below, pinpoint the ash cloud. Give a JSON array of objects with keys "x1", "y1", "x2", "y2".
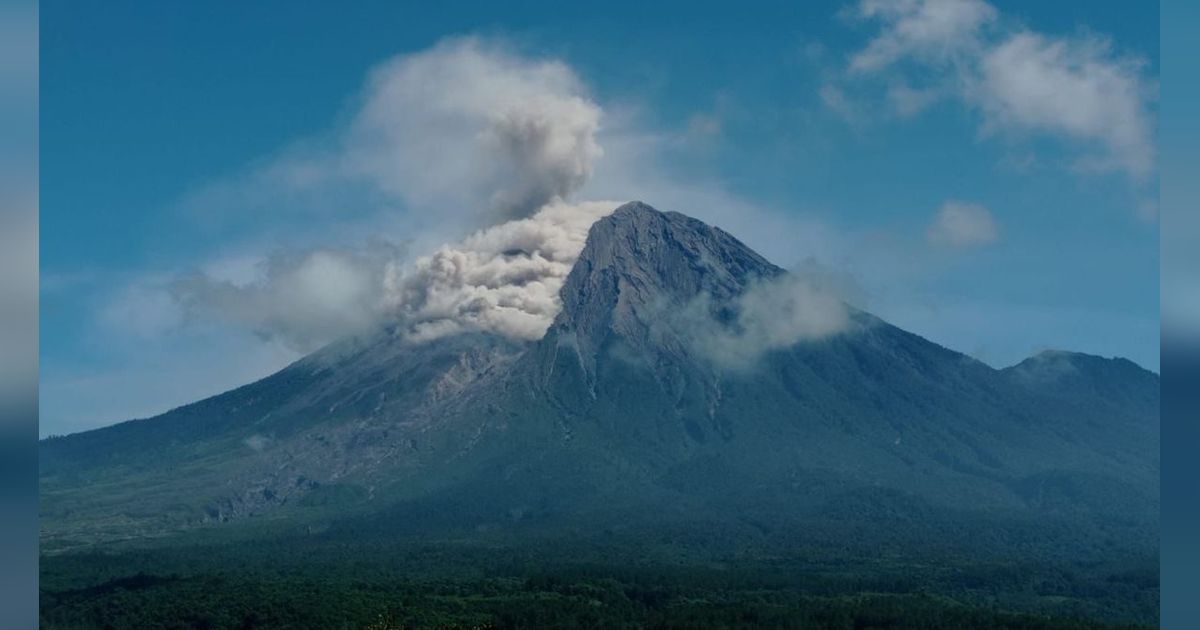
[
  {"x1": 344, "y1": 36, "x2": 603, "y2": 222},
  {"x1": 383, "y1": 200, "x2": 618, "y2": 342},
  {"x1": 164, "y1": 38, "x2": 613, "y2": 350},
  {"x1": 168, "y1": 200, "x2": 618, "y2": 351}
]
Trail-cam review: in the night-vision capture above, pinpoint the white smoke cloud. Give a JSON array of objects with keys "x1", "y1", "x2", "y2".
[
  {"x1": 343, "y1": 36, "x2": 603, "y2": 222},
  {"x1": 383, "y1": 200, "x2": 618, "y2": 342},
  {"x1": 926, "y1": 200, "x2": 998, "y2": 248}
]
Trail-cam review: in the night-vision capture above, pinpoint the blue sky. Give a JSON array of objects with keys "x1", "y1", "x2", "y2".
[{"x1": 41, "y1": 0, "x2": 1160, "y2": 436}]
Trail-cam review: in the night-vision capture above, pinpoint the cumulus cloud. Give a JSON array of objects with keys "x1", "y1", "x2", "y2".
[
  {"x1": 675, "y1": 272, "x2": 852, "y2": 370},
  {"x1": 343, "y1": 36, "x2": 602, "y2": 222},
  {"x1": 973, "y1": 32, "x2": 1154, "y2": 177},
  {"x1": 383, "y1": 200, "x2": 618, "y2": 342},
  {"x1": 839, "y1": 0, "x2": 1155, "y2": 182},
  {"x1": 926, "y1": 200, "x2": 998, "y2": 248}
]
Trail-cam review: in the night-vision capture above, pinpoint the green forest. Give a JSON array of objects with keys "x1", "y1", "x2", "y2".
[{"x1": 40, "y1": 536, "x2": 1158, "y2": 629}]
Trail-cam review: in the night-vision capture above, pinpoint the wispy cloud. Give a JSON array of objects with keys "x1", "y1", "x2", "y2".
[
  {"x1": 926, "y1": 200, "x2": 998, "y2": 249},
  {"x1": 849, "y1": 0, "x2": 997, "y2": 73},
  {"x1": 835, "y1": 0, "x2": 1156, "y2": 183},
  {"x1": 664, "y1": 269, "x2": 854, "y2": 371},
  {"x1": 169, "y1": 241, "x2": 402, "y2": 352}
]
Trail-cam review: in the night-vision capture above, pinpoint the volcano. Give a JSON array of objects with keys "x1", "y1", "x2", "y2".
[{"x1": 40, "y1": 202, "x2": 1158, "y2": 561}]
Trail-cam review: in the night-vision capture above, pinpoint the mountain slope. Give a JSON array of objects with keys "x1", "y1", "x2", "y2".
[{"x1": 40, "y1": 202, "x2": 1159, "y2": 560}]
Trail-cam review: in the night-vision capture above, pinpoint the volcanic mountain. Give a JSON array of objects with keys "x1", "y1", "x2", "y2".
[{"x1": 40, "y1": 202, "x2": 1159, "y2": 560}]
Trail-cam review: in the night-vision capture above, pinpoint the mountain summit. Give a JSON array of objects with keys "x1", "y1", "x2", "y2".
[
  {"x1": 557, "y1": 201, "x2": 782, "y2": 335},
  {"x1": 41, "y1": 202, "x2": 1158, "y2": 560},
  {"x1": 544, "y1": 202, "x2": 784, "y2": 390}
]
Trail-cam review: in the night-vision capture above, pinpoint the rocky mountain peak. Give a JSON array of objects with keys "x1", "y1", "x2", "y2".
[{"x1": 548, "y1": 202, "x2": 781, "y2": 363}]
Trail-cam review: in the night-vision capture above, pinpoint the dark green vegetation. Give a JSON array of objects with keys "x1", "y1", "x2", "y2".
[
  {"x1": 41, "y1": 536, "x2": 1157, "y2": 629},
  {"x1": 40, "y1": 203, "x2": 1159, "y2": 627}
]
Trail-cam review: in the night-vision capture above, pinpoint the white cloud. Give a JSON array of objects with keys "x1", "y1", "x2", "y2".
[
  {"x1": 850, "y1": 0, "x2": 997, "y2": 72},
  {"x1": 169, "y1": 241, "x2": 402, "y2": 352},
  {"x1": 841, "y1": 0, "x2": 1155, "y2": 182},
  {"x1": 734, "y1": 274, "x2": 852, "y2": 347},
  {"x1": 973, "y1": 31, "x2": 1154, "y2": 177},
  {"x1": 926, "y1": 200, "x2": 998, "y2": 248},
  {"x1": 678, "y1": 272, "x2": 852, "y2": 370}
]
